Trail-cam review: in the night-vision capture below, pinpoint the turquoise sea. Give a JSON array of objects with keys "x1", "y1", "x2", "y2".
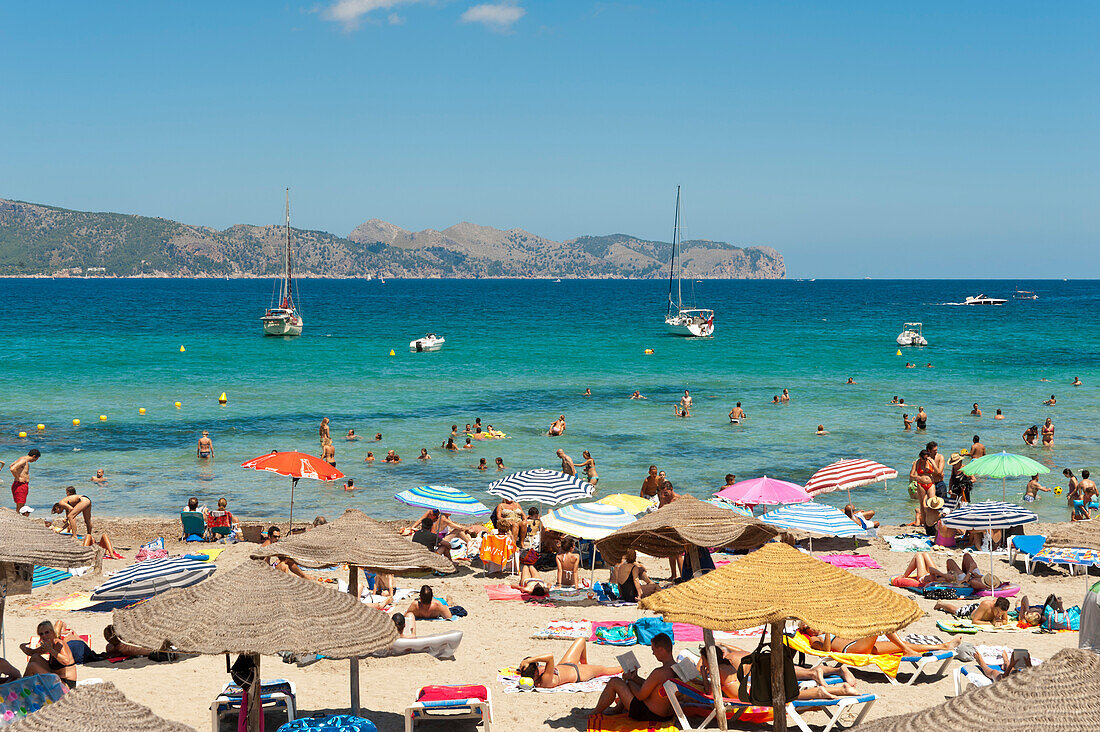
[{"x1": 0, "y1": 278, "x2": 1095, "y2": 525}]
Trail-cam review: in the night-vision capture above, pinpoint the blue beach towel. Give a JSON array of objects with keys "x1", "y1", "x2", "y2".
[{"x1": 32, "y1": 566, "x2": 72, "y2": 589}]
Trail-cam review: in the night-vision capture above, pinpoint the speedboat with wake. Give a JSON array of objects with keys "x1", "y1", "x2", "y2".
[{"x1": 963, "y1": 294, "x2": 1006, "y2": 306}]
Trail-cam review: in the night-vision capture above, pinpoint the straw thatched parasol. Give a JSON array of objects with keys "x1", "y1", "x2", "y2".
[
  {"x1": 594, "y1": 496, "x2": 783, "y2": 561},
  {"x1": 113, "y1": 559, "x2": 396, "y2": 732},
  {"x1": 250, "y1": 508, "x2": 453, "y2": 713},
  {"x1": 596, "y1": 497, "x2": 784, "y2": 730},
  {"x1": 854, "y1": 648, "x2": 1100, "y2": 731},
  {"x1": 1043, "y1": 517, "x2": 1100, "y2": 553},
  {"x1": 9, "y1": 681, "x2": 197, "y2": 732},
  {"x1": 641, "y1": 543, "x2": 922, "y2": 732}
]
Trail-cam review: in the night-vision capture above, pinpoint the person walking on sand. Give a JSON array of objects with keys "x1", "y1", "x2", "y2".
[
  {"x1": 557, "y1": 449, "x2": 576, "y2": 476},
  {"x1": 971, "y1": 435, "x2": 987, "y2": 459},
  {"x1": 196, "y1": 430, "x2": 214, "y2": 459},
  {"x1": 9, "y1": 449, "x2": 39, "y2": 513},
  {"x1": 318, "y1": 417, "x2": 330, "y2": 447}
]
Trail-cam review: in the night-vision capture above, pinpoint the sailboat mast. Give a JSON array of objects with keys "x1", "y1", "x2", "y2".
[
  {"x1": 674, "y1": 186, "x2": 682, "y2": 310},
  {"x1": 667, "y1": 185, "x2": 681, "y2": 315},
  {"x1": 284, "y1": 187, "x2": 293, "y2": 308}
]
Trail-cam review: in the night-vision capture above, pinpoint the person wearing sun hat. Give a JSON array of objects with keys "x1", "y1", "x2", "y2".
[
  {"x1": 922, "y1": 494, "x2": 945, "y2": 536},
  {"x1": 948, "y1": 452, "x2": 973, "y2": 503}
]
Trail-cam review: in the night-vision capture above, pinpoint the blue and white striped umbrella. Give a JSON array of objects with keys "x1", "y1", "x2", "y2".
[
  {"x1": 760, "y1": 501, "x2": 871, "y2": 539},
  {"x1": 941, "y1": 500, "x2": 1038, "y2": 531},
  {"x1": 541, "y1": 502, "x2": 637, "y2": 540},
  {"x1": 91, "y1": 557, "x2": 217, "y2": 602},
  {"x1": 487, "y1": 469, "x2": 594, "y2": 505},
  {"x1": 394, "y1": 485, "x2": 491, "y2": 516},
  {"x1": 706, "y1": 496, "x2": 754, "y2": 517}
]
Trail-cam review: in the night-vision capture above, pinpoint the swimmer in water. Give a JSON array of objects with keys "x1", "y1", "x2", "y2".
[
  {"x1": 344, "y1": 478, "x2": 356, "y2": 491},
  {"x1": 674, "y1": 404, "x2": 691, "y2": 418},
  {"x1": 995, "y1": 409, "x2": 1005, "y2": 420},
  {"x1": 1072, "y1": 376, "x2": 1082, "y2": 386},
  {"x1": 926, "y1": 363, "x2": 933, "y2": 368},
  {"x1": 816, "y1": 424, "x2": 828, "y2": 435},
  {"x1": 915, "y1": 407, "x2": 928, "y2": 430},
  {"x1": 630, "y1": 390, "x2": 646, "y2": 400},
  {"x1": 462, "y1": 438, "x2": 473, "y2": 450},
  {"x1": 321, "y1": 439, "x2": 335, "y2": 467},
  {"x1": 728, "y1": 402, "x2": 746, "y2": 423},
  {"x1": 580, "y1": 450, "x2": 598, "y2": 486},
  {"x1": 346, "y1": 429, "x2": 361, "y2": 441},
  {"x1": 780, "y1": 389, "x2": 790, "y2": 402},
  {"x1": 495, "y1": 457, "x2": 505, "y2": 470},
  {"x1": 374, "y1": 433, "x2": 383, "y2": 441},
  {"x1": 557, "y1": 449, "x2": 576, "y2": 476},
  {"x1": 680, "y1": 390, "x2": 693, "y2": 409},
  {"x1": 443, "y1": 439, "x2": 458, "y2": 452},
  {"x1": 418, "y1": 448, "x2": 431, "y2": 460},
  {"x1": 548, "y1": 415, "x2": 566, "y2": 436},
  {"x1": 891, "y1": 396, "x2": 899, "y2": 404},
  {"x1": 1022, "y1": 425, "x2": 1040, "y2": 447},
  {"x1": 1042, "y1": 418, "x2": 1055, "y2": 447},
  {"x1": 1024, "y1": 474, "x2": 1051, "y2": 502},
  {"x1": 903, "y1": 413, "x2": 913, "y2": 431},
  {"x1": 583, "y1": 388, "x2": 591, "y2": 397},
  {"x1": 1044, "y1": 395, "x2": 1056, "y2": 406},
  {"x1": 365, "y1": 451, "x2": 375, "y2": 463},
  {"x1": 971, "y1": 403, "x2": 982, "y2": 416},
  {"x1": 477, "y1": 458, "x2": 488, "y2": 470},
  {"x1": 91, "y1": 468, "x2": 107, "y2": 484},
  {"x1": 772, "y1": 395, "x2": 780, "y2": 404},
  {"x1": 846, "y1": 377, "x2": 856, "y2": 384},
  {"x1": 197, "y1": 430, "x2": 214, "y2": 459},
  {"x1": 451, "y1": 424, "x2": 458, "y2": 436},
  {"x1": 905, "y1": 362, "x2": 915, "y2": 369}
]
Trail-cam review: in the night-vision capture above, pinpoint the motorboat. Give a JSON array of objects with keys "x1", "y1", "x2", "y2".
[
  {"x1": 261, "y1": 189, "x2": 304, "y2": 336},
  {"x1": 963, "y1": 294, "x2": 1006, "y2": 306},
  {"x1": 410, "y1": 333, "x2": 445, "y2": 352},
  {"x1": 664, "y1": 186, "x2": 714, "y2": 337},
  {"x1": 1013, "y1": 289, "x2": 1038, "y2": 300},
  {"x1": 896, "y1": 322, "x2": 927, "y2": 347}
]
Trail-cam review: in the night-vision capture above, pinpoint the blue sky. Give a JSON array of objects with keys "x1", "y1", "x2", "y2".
[{"x1": 2, "y1": 1, "x2": 1097, "y2": 277}]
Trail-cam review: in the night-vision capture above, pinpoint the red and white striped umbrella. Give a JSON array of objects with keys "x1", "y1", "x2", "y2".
[{"x1": 805, "y1": 459, "x2": 898, "y2": 500}]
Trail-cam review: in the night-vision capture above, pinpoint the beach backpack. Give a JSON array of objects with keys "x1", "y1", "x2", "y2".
[
  {"x1": 736, "y1": 629, "x2": 797, "y2": 706},
  {"x1": 632, "y1": 617, "x2": 674, "y2": 645}
]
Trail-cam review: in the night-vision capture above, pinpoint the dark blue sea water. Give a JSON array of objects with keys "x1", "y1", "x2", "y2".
[{"x1": 0, "y1": 278, "x2": 1095, "y2": 524}]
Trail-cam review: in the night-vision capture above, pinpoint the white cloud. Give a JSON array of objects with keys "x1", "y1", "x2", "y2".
[
  {"x1": 388, "y1": 12, "x2": 405, "y2": 24},
  {"x1": 321, "y1": 0, "x2": 422, "y2": 30},
  {"x1": 461, "y1": 2, "x2": 525, "y2": 31}
]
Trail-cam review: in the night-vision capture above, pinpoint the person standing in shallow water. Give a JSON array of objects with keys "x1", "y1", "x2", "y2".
[
  {"x1": 318, "y1": 417, "x2": 330, "y2": 447},
  {"x1": 197, "y1": 430, "x2": 214, "y2": 459},
  {"x1": 9, "y1": 449, "x2": 39, "y2": 512}
]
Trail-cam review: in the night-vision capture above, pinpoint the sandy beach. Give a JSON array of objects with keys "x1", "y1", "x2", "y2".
[{"x1": 2, "y1": 515, "x2": 1088, "y2": 731}]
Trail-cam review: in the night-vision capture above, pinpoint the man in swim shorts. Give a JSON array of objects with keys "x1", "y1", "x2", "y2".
[
  {"x1": 197, "y1": 431, "x2": 214, "y2": 459},
  {"x1": 557, "y1": 449, "x2": 576, "y2": 476},
  {"x1": 934, "y1": 597, "x2": 1010, "y2": 625},
  {"x1": 591, "y1": 632, "x2": 676, "y2": 723},
  {"x1": 1024, "y1": 474, "x2": 1051, "y2": 502},
  {"x1": 728, "y1": 402, "x2": 745, "y2": 422},
  {"x1": 9, "y1": 449, "x2": 39, "y2": 512},
  {"x1": 926, "y1": 441, "x2": 947, "y2": 499},
  {"x1": 640, "y1": 466, "x2": 660, "y2": 499},
  {"x1": 970, "y1": 435, "x2": 987, "y2": 459}
]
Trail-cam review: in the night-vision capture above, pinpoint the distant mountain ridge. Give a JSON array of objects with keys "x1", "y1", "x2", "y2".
[{"x1": 0, "y1": 198, "x2": 785, "y2": 279}]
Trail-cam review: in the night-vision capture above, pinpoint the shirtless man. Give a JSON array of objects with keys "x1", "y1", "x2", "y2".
[
  {"x1": 934, "y1": 597, "x2": 1010, "y2": 626},
  {"x1": 1079, "y1": 470, "x2": 1097, "y2": 507},
  {"x1": 318, "y1": 417, "x2": 330, "y2": 446},
  {"x1": 640, "y1": 466, "x2": 661, "y2": 499},
  {"x1": 321, "y1": 440, "x2": 335, "y2": 467},
  {"x1": 406, "y1": 585, "x2": 451, "y2": 620},
  {"x1": 728, "y1": 402, "x2": 746, "y2": 423},
  {"x1": 1072, "y1": 376, "x2": 1082, "y2": 386},
  {"x1": 1064, "y1": 468, "x2": 1080, "y2": 510},
  {"x1": 346, "y1": 429, "x2": 361, "y2": 441},
  {"x1": 197, "y1": 431, "x2": 214, "y2": 459},
  {"x1": 971, "y1": 403, "x2": 982, "y2": 416},
  {"x1": 971, "y1": 435, "x2": 987, "y2": 459},
  {"x1": 591, "y1": 633, "x2": 676, "y2": 723},
  {"x1": 9, "y1": 449, "x2": 39, "y2": 512},
  {"x1": 91, "y1": 469, "x2": 107, "y2": 484},
  {"x1": 846, "y1": 377, "x2": 856, "y2": 384},
  {"x1": 679, "y1": 390, "x2": 693, "y2": 409},
  {"x1": 557, "y1": 449, "x2": 576, "y2": 476},
  {"x1": 629, "y1": 390, "x2": 646, "y2": 400},
  {"x1": 1044, "y1": 395, "x2": 1057, "y2": 406},
  {"x1": 1023, "y1": 475, "x2": 1051, "y2": 503},
  {"x1": 926, "y1": 441, "x2": 947, "y2": 498}
]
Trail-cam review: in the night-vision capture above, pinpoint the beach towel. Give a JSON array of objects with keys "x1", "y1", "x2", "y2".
[
  {"x1": 31, "y1": 566, "x2": 72, "y2": 589},
  {"x1": 884, "y1": 535, "x2": 933, "y2": 552},
  {"x1": 937, "y1": 620, "x2": 981, "y2": 635},
  {"x1": 904, "y1": 634, "x2": 943, "y2": 646},
  {"x1": 549, "y1": 587, "x2": 594, "y2": 603},
  {"x1": 498, "y1": 667, "x2": 620, "y2": 694},
  {"x1": 479, "y1": 533, "x2": 515, "y2": 567},
  {"x1": 532, "y1": 621, "x2": 593, "y2": 640},
  {"x1": 785, "y1": 632, "x2": 902, "y2": 677},
  {"x1": 586, "y1": 714, "x2": 678, "y2": 732},
  {"x1": 485, "y1": 584, "x2": 525, "y2": 601},
  {"x1": 595, "y1": 625, "x2": 637, "y2": 646},
  {"x1": 29, "y1": 591, "x2": 93, "y2": 612},
  {"x1": 818, "y1": 554, "x2": 882, "y2": 569}
]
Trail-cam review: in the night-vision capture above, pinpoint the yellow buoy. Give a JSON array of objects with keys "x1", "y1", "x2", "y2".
[
  {"x1": 174, "y1": 401, "x2": 182, "y2": 408},
  {"x1": 72, "y1": 418, "x2": 80, "y2": 426},
  {"x1": 99, "y1": 415, "x2": 107, "y2": 421},
  {"x1": 18, "y1": 431, "x2": 27, "y2": 438},
  {"x1": 644, "y1": 348, "x2": 654, "y2": 355},
  {"x1": 389, "y1": 349, "x2": 396, "y2": 356},
  {"x1": 180, "y1": 345, "x2": 186, "y2": 352},
  {"x1": 896, "y1": 349, "x2": 902, "y2": 356},
  {"x1": 36, "y1": 424, "x2": 45, "y2": 431},
  {"x1": 218, "y1": 392, "x2": 227, "y2": 404},
  {"x1": 139, "y1": 408, "x2": 146, "y2": 415}
]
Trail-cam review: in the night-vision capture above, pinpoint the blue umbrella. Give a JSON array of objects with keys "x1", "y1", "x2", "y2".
[
  {"x1": 761, "y1": 502, "x2": 872, "y2": 539},
  {"x1": 541, "y1": 502, "x2": 636, "y2": 541},
  {"x1": 487, "y1": 469, "x2": 594, "y2": 505},
  {"x1": 394, "y1": 485, "x2": 490, "y2": 516},
  {"x1": 942, "y1": 501, "x2": 1038, "y2": 597},
  {"x1": 91, "y1": 557, "x2": 216, "y2": 603}
]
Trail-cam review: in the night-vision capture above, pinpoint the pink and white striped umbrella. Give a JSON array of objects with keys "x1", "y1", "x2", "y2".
[{"x1": 805, "y1": 459, "x2": 898, "y2": 499}]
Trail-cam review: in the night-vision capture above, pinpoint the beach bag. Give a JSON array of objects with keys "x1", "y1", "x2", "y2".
[
  {"x1": 520, "y1": 548, "x2": 539, "y2": 566},
  {"x1": 736, "y1": 629, "x2": 797, "y2": 706},
  {"x1": 632, "y1": 617, "x2": 674, "y2": 645},
  {"x1": 1043, "y1": 605, "x2": 1080, "y2": 631}
]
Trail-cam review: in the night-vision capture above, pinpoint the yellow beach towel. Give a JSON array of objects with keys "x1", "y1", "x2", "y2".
[
  {"x1": 786, "y1": 631, "x2": 901, "y2": 677},
  {"x1": 199, "y1": 547, "x2": 229, "y2": 561}
]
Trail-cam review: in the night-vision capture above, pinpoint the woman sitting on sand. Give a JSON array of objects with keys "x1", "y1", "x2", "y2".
[
  {"x1": 519, "y1": 638, "x2": 622, "y2": 688},
  {"x1": 556, "y1": 537, "x2": 582, "y2": 589},
  {"x1": 800, "y1": 625, "x2": 960, "y2": 657},
  {"x1": 609, "y1": 549, "x2": 658, "y2": 603},
  {"x1": 21, "y1": 621, "x2": 77, "y2": 688}
]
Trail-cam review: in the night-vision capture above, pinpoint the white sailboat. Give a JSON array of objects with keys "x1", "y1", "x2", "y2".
[
  {"x1": 664, "y1": 186, "x2": 714, "y2": 337},
  {"x1": 261, "y1": 189, "x2": 304, "y2": 337}
]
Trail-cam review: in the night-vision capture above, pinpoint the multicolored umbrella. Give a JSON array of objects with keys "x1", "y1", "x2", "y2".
[
  {"x1": 487, "y1": 469, "x2": 594, "y2": 505},
  {"x1": 596, "y1": 493, "x2": 655, "y2": 515},
  {"x1": 241, "y1": 450, "x2": 345, "y2": 528},
  {"x1": 394, "y1": 485, "x2": 490, "y2": 516},
  {"x1": 541, "y1": 502, "x2": 636, "y2": 541},
  {"x1": 714, "y1": 476, "x2": 812, "y2": 508},
  {"x1": 805, "y1": 458, "x2": 898, "y2": 504},
  {"x1": 962, "y1": 451, "x2": 1051, "y2": 500},
  {"x1": 760, "y1": 501, "x2": 871, "y2": 552}
]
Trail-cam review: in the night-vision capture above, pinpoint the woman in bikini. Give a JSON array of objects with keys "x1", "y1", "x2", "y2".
[
  {"x1": 578, "y1": 450, "x2": 599, "y2": 486},
  {"x1": 518, "y1": 638, "x2": 622, "y2": 688},
  {"x1": 509, "y1": 564, "x2": 549, "y2": 597},
  {"x1": 801, "y1": 625, "x2": 960, "y2": 657},
  {"x1": 556, "y1": 537, "x2": 582, "y2": 588},
  {"x1": 909, "y1": 449, "x2": 935, "y2": 527},
  {"x1": 1042, "y1": 418, "x2": 1055, "y2": 447},
  {"x1": 52, "y1": 489, "x2": 93, "y2": 534},
  {"x1": 21, "y1": 621, "x2": 77, "y2": 688}
]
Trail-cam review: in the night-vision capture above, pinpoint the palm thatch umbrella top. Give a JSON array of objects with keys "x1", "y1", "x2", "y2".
[
  {"x1": 112, "y1": 559, "x2": 397, "y2": 658},
  {"x1": 641, "y1": 542, "x2": 922, "y2": 638},
  {"x1": 9, "y1": 681, "x2": 196, "y2": 732},
  {"x1": 595, "y1": 496, "x2": 783, "y2": 561},
  {"x1": 250, "y1": 508, "x2": 455, "y2": 573},
  {"x1": 1042, "y1": 518, "x2": 1100, "y2": 553},
  {"x1": 855, "y1": 648, "x2": 1100, "y2": 731},
  {"x1": 0, "y1": 508, "x2": 95, "y2": 567}
]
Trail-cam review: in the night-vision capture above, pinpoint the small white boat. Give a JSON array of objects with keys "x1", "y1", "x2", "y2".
[
  {"x1": 261, "y1": 189, "x2": 304, "y2": 337},
  {"x1": 1013, "y1": 289, "x2": 1038, "y2": 300},
  {"x1": 410, "y1": 333, "x2": 445, "y2": 352},
  {"x1": 664, "y1": 187, "x2": 714, "y2": 337},
  {"x1": 964, "y1": 294, "x2": 1006, "y2": 306},
  {"x1": 896, "y1": 322, "x2": 927, "y2": 347}
]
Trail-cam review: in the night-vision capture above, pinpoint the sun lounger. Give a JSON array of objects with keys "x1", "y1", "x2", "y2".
[
  {"x1": 404, "y1": 684, "x2": 492, "y2": 731},
  {"x1": 786, "y1": 632, "x2": 954, "y2": 685},
  {"x1": 952, "y1": 663, "x2": 998, "y2": 695},
  {"x1": 211, "y1": 679, "x2": 296, "y2": 732},
  {"x1": 662, "y1": 676, "x2": 876, "y2": 732}
]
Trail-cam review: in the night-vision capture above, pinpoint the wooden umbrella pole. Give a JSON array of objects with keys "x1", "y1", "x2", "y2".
[
  {"x1": 687, "y1": 545, "x2": 727, "y2": 731},
  {"x1": 770, "y1": 622, "x2": 788, "y2": 732},
  {"x1": 248, "y1": 653, "x2": 263, "y2": 732},
  {"x1": 349, "y1": 566, "x2": 361, "y2": 715}
]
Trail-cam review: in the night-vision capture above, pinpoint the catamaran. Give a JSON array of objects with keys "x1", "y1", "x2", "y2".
[
  {"x1": 664, "y1": 186, "x2": 714, "y2": 337},
  {"x1": 260, "y1": 189, "x2": 304, "y2": 336}
]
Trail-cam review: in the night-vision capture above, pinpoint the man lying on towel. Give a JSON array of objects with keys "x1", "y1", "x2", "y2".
[{"x1": 591, "y1": 632, "x2": 676, "y2": 723}]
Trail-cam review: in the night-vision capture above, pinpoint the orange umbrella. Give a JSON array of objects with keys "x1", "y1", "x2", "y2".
[{"x1": 241, "y1": 450, "x2": 344, "y2": 528}]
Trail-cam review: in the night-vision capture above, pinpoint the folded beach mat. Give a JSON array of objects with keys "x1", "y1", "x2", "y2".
[
  {"x1": 31, "y1": 566, "x2": 72, "y2": 589},
  {"x1": 586, "y1": 714, "x2": 678, "y2": 732}
]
